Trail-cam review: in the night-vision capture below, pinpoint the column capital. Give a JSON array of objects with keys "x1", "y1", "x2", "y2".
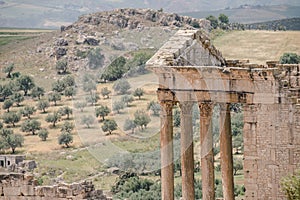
[
  {"x1": 219, "y1": 103, "x2": 230, "y2": 112},
  {"x1": 179, "y1": 102, "x2": 194, "y2": 115},
  {"x1": 160, "y1": 101, "x2": 175, "y2": 116},
  {"x1": 199, "y1": 102, "x2": 214, "y2": 117}
]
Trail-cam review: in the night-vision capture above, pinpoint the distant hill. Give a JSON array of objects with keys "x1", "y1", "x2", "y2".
[
  {"x1": 182, "y1": 4, "x2": 300, "y2": 24},
  {"x1": 246, "y1": 17, "x2": 300, "y2": 30},
  {"x1": 0, "y1": 0, "x2": 300, "y2": 28}
]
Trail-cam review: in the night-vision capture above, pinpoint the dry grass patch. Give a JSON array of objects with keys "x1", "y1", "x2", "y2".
[{"x1": 213, "y1": 30, "x2": 300, "y2": 64}]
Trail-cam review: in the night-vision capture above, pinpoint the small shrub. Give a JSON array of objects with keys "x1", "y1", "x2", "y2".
[{"x1": 38, "y1": 129, "x2": 49, "y2": 141}]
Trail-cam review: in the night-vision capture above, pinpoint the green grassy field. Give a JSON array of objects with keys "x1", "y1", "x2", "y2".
[{"x1": 0, "y1": 28, "x2": 54, "y2": 47}]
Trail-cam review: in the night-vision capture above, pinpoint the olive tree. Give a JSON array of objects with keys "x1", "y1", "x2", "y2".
[
  {"x1": 61, "y1": 121, "x2": 74, "y2": 133},
  {"x1": 133, "y1": 88, "x2": 144, "y2": 100},
  {"x1": 121, "y1": 95, "x2": 134, "y2": 107},
  {"x1": 45, "y1": 111, "x2": 61, "y2": 127},
  {"x1": 147, "y1": 101, "x2": 161, "y2": 116},
  {"x1": 85, "y1": 93, "x2": 100, "y2": 106},
  {"x1": 31, "y1": 86, "x2": 45, "y2": 100},
  {"x1": 37, "y1": 100, "x2": 50, "y2": 113},
  {"x1": 11, "y1": 92, "x2": 24, "y2": 106},
  {"x1": 0, "y1": 128, "x2": 24, "y2": 154},
  {"x1": 3, "y1": 64, "x2": 14, "y2": 78},
  {"x1": 80, "y1": 115, "x2": 95, "y2": 128},
  {"x1": 2, "y1": 112, "x2": 21, "y2": 127},
  {"x1": 16, "y1": 75, "x2": 35, "y2": 96},
  {"x1": 56, "y1": 59, "x2": 68, "y2": 74},
  {"x1": 88, "y1": 47, "x2": 105, "y2": 69},
  {"x1": 48, "y1": 92, "x2": 61, "y2": 106},
  {"x1": 58, "y1": 106, "x2": 73, "y2": 120},
  {"x1": 74, "y1": 101, "x2": 87, "y2": 112},
  {"x1": 102, "y1": 119, "x2": 118, "y2": 135},
  {"x1": 2, "y1": 99, "x2": 13, "y2": 112},
  {"x1": 20, "y1": 105, "x2": 36, "y2": 119},
  {"x1": 219, "y1": 13, "x2": 229, "y2": 24},
  {"x1": 38, "y1": 129, "x2": 49, "y2": 141},
  {"x1": 123, "y1": 118, "x2": 136, "y2": 134},
  {"x1": 58, "y1": 132, "x2": 73, "y2": 148},
  {"x1": 64, "y1": 87, "x2": 76, "y2": 98},
  {"x1": 100, "y1": 87, "x2": 111, "y2": 99},
  {"x1": 233, "y1": 157, "x2": 243, "y2": 176},
  {"x1": 113, "y1": 101, "x2": 124, "y2": 114},
  {"x1": 134, "y1": 110, "x2": 151, "y2": 130},
  {"x1": 95, "y1": 105, "x2": 110, "y2": 121},
  {"x1": 113, "y1": 79, "x2": 131, "y2": 94},
  {"x1": 52, "y1": 80, "x2": 66, "y2": 93},
  {"x1": 21, "y1": 119, "x2": 41, "y2": 135}
]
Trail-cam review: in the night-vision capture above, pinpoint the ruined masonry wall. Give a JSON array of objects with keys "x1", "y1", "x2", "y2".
[
  {"x1": 243, "y1": 65, "x2": 300, "y2": 200},
  {"x1": 0, "y1": 173, "x2": 110, "y2": 200}
]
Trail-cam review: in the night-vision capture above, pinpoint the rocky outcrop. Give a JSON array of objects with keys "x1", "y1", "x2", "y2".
[
  {"x1": 54, "y1": 47, "x2": 67, "y2": 59},
  {"x1": 67, "y1": 8, "x2": 210, "y2": 32},
  {"x1": 0, "y1": 173, "x2": 110, "y2": 200},
  {"x1": 55, "y1": 38, "x2": 68, "y2": 46},
  {"x1": 84, "y1": 37, "x2": 99, "y2": 46}
]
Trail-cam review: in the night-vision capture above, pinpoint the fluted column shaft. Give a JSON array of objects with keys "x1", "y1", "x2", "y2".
[
  {"x1": 199, "y1": 103, "x2": 215, "y2": 200},
  {"x1": 180, "y1": 102, "x2": 195, "y2": 200},
  {"x1": 160, "y1": 101, "x2": 174, "y2": 200},
  {"x1": 220, "y1": 103, "x2": 234, "y2": 200}
]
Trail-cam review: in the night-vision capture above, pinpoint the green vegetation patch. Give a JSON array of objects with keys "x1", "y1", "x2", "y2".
[
  {"x1": 33, "y1": 149, "x2": 103, "y2": 185},
  {"x1": 0, "y1": 36, "x2": 35, "y2": 47}
]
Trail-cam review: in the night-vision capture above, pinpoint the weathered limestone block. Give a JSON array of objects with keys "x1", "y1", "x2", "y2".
[
  {"x1": 20, "y1": 184, "x2": 35, "y2": 196},
  {"x1": 290, "y1": 76, "x2": 298, "y2": 87},
  {"x1": 3, "y1": 186, "x2": 20, "y2": 196},
  {"x1": 57, "y1": 186, "x2": 72, "y2": 198},
  {"x1": 35, "y1": 186, "x2": 57, "y2": 197},
  {"x1": 69, "y1": 183, "x2": 82, "y2": 196}
]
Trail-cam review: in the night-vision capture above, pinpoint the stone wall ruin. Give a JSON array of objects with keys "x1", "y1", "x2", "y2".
[{"x1": 0, "y1": 173, "x2": 110, "y2": 200}]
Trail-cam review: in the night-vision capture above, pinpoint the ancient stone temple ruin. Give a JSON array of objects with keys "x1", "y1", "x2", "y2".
[{"x1": 146, "y1": 29, "x2": 300, "y2": 200}]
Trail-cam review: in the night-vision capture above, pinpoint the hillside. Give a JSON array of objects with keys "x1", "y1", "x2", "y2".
[
  {"x1": 246, "y1": 17, "x2": 300, "y2": 30},
  {"x1": 182, "y1": 4, "x2": 300, "y2": 24},
  {"x1": 1, "y1": 0, "x2": 300, "y2": 28},
  {"x1": 0, "y1": 8, "x2": 208, "y2": 90}
]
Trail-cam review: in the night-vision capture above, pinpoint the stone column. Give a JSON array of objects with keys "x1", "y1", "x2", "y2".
[
  {"x1": 220, "y1": 103, "x2": 234, "y2": 200},
  {"x1": 179, "y1": 102, "x2": 195, "y2": 200},
  {"x1": 160, "y1": 101, "x2": 174, "y2": 200},
  {"x1": 199, "y1": 102, "x2": 215, "y2": 200}
]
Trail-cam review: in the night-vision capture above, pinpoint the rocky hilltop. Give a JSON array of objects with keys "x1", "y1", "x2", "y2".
[
  {"x1": 0, "y1": 8, "x2": 210, "y2": 85},
  {"x1": 64, "y1": 8, "x2": 209, "y2": 32}
]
